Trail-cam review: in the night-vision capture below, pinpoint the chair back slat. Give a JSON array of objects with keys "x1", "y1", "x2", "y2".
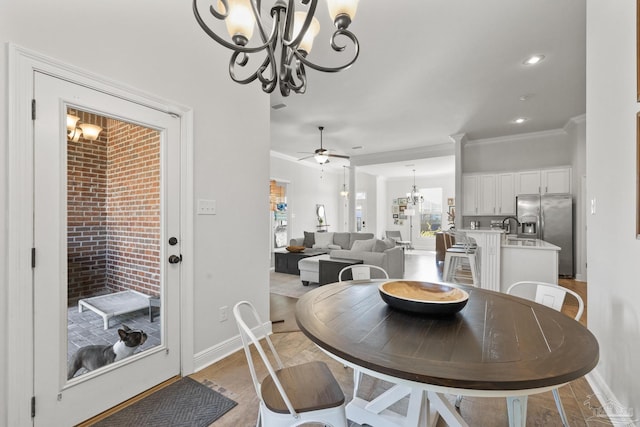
[
  {"x1": 338, "y1": 264, "x2": 389, "y2": 282},
  {"x1": 506, "y1": 281, "x2": 584, "y2": 321},
  {"x1": 233, "y1": 301, "x2": 298, "y2": 416}
]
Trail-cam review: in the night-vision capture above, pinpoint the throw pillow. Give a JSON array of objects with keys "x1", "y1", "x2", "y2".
[
  {"x1": 303, "y1": 231, "x2": 315, "y2": 248},
  {"x1": 313, "y1": 232, "x2": 335, "y2": 249},
  {"x1": 351, "y1": 238, "x2": 375, "y2": 252},
  {"x1": 373, "y1": 238, "x2": 395, "y2": 252},
  {"x1": 333, "y1": 232, "x2": 351, "y2": 249}
]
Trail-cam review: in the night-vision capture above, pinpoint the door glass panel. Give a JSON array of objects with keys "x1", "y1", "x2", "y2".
[{"x1": 66, "y1": 107, "x2": 161, "y2": 380}]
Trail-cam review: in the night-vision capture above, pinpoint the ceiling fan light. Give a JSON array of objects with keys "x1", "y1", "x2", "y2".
[
  {"x1": 219, "y1": 0, "x2": 255, "y2": 43},
  {"x1": 315, "y1": 153, "x2": 329, "y2": 164},
  {"x1": 294, "y1": 12, "x2": 320, "y2": 54}
]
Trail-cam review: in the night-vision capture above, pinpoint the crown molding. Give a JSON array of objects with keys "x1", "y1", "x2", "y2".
[
  {"x1": 350, "y1": 142, "x2": 454, "y2": 167},
  {"x1": 466, "y1": 128, "x2": 567, "y2": 147}
]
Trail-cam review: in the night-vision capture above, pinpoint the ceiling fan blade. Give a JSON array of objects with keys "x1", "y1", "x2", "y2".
[
  {"x1": 298, "y1": 155, "x2": 315, "y2": 161},
  {"x1": 328, "y1": 154, "x2": 350, "y2": 159}
]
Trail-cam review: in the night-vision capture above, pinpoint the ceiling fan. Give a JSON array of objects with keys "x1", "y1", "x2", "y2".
[{"x1": 298, "y1": 126, "x2": 350, "y2": 165}]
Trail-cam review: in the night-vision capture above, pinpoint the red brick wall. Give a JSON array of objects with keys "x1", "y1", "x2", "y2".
[
  {"x1": 105, "y1": 119, "x2": 161, "y2": 297},
  {"x1": 67, "y1": 112, "x2": 161, "y2": 304},
  {"x1": 67, "y1": 112, "x2": 108, "y2": 302}
]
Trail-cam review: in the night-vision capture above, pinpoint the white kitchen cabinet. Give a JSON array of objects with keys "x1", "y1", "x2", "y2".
[
  {"x1": 516, "y1": 170, "x2": 541, "y2": 195},
  {"x1": 478, "y1": 174, "x2": 497, "y2": 215},
  {"x1": 542, "y1": 168, "x2": 571, "y2": 194},
  {"x1": 462, "y1": 175, "x2": 479, "y2": 215},
  {"x1": 496, "y1": 173, "x2": 515, "y2": 215},
  {"x1": 463, "y1": 173, "x2": 511, "y2": 215},
  {"x1": 516, "y1": 168, "x2": 571, "y2": 195}
]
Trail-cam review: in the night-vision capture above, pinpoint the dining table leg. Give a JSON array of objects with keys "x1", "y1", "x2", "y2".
[{"x1": 506, "y1": 396, "x2": 528, "y2": 427}]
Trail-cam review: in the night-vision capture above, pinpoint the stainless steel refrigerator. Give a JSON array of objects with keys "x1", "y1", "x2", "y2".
[{"x1": 516, "y1": 194, "x2": 573, "y2": 277}]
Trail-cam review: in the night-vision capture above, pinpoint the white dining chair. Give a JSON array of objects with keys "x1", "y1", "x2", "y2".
[
  {"x1": 338, "y1": 264, "x2": 389, "y2": 399},
  {"x1": 233, "y1": 301, "x2": 347, "y2": 427},
  {"x1": 506, "y1": 281, "x2": 584, "y2": 426},
  {"x1": 338, "y1": 264, "x2": 389, "y2": 282}
]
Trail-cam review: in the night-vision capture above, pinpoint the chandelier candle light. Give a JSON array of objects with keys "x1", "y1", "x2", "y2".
[
  {"x1": 193, "y1": 0, "x2": 360, "y2": 96},
  {"x1": 340, "y1": 165, "x2": 349, "y2": 197}
]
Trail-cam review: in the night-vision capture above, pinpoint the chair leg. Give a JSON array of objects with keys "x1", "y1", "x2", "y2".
[{"x1": 552, "y1": 388, "x2": 570, "y2": 427}]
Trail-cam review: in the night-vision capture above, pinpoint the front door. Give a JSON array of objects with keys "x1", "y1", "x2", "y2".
[{"x1": 32, "y1": 71, "x2": 182, "y2": 425}]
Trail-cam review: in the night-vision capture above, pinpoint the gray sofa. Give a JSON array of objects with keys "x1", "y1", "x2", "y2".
[
  {"x1": 290, "y1": 231, "x2": 375, "y2": 251},
  {"x1": 290, "y1": 232, "x2": 404, "y2": 279}
]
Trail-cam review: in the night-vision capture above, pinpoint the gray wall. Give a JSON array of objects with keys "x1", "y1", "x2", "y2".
[
  {"x1": 463, "y1": 130, "x2": 573, "y2": 173},
  {"x1": 586, "y1": 0, "x2": 639, "y2": 417}
]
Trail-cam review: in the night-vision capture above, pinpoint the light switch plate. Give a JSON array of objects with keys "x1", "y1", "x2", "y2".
[{"x1": 197, "y1": 199, "x2": 216, "y2": 215}]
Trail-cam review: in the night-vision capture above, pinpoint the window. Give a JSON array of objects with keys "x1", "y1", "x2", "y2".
[{"x1": 419, "y1": 188, "x2": 443, "y2": 237}]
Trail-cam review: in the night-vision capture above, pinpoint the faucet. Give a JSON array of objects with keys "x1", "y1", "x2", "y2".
[{"x1": 502, "y1": 216, "x2": 520, "y2": 234}]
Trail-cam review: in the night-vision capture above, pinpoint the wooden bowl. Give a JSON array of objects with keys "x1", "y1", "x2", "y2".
[
  {"x1": 378, "y1": 280, "x2": 469, "y2": 316},
  {"x1": 286, "y1": 245, "x2": 305, "y2": 253}
]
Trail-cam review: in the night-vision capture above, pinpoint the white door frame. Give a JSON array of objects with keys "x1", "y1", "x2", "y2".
[{"x1": 6, "y1": 43, "x2": 194, "y2": 426}]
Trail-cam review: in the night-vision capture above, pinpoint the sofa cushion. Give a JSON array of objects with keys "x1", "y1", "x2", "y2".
[
  {"x1": 333, "y1": 232, "x2": 351, "y2": 249},
  {"x1": 313, "y1": 232, "x2": 335, "y2": 249},
  {"x1": 351, "y1": 238, "x2": 375, "y2": 252},
  {"x1": 373, "y1": 238, "x2": 396, "y2": 252},
  {"x1": 349, "y1": 233, "x2": 375, "y2": 249},
  {"x1": 303, "y1": 231, "x2": 315, "y2": 248}
]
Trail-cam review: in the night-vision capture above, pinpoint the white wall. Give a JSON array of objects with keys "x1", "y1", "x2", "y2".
[
  {"x1": 1, "y1": 1, "x2": 270, "y2": 423},
  {"x1": 586, "y1": 0, "x2": 639, "y2": 418},
  {"x1": 270, "y1": 154, "x2": 342, "y2": 240},
  {"x1": 384, "y1": 173, "x2": 455, "y2": 250},
  {"x1": 463, "y1": 130, "x2": 573, "y2": 173}
]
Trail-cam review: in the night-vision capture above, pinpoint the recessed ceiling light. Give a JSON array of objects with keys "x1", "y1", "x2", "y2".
[
  {"x1": 271, "y1": 103, "x2": 287, "y2": 110},
  {"x1": 523, "y1": 55, "x2": 545, "y2": 65},
  {"x1": 352, "y1": 145, "x2": 363, "y2": 150},
  {"x1": 519, "y1": 94, "x2": 533, "y2": 101},
  {"x1": 513, "y1": 117, "x2": 528, "y2": 124}
]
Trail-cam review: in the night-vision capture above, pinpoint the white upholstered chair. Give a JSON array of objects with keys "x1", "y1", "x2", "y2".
[
  {"x1": 233, "y1": 301, "x2": 347, "y2": 427},
  {"x1": 505, "y1": 281, "x2": 584, "y2": 426}
]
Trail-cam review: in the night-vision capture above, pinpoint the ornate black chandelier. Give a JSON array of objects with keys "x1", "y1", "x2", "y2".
[{"x1": 193, "y1": 0, "x2": 360, "y2": 96}]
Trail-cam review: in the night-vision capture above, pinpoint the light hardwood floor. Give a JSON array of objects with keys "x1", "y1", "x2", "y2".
[{"x1": 190, "y1": 251, "x2": 607, "y2": 426}]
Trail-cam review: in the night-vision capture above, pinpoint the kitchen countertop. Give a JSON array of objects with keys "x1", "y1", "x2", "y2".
[
  {"x1": 502, "y1": 237, "x2": 560, "y2": 251},
  {"x1": 460, "y1": 227, "x2": 506, "y2": 233}
]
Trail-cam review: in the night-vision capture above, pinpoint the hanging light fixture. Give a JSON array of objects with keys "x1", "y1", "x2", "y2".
[
  {"x1": 66, "y1": 114, "x2": 103, "y2": 141},
  {"x1": 193, "y1": 0, "x2": 360, "y2": 96},
  {"x1": 405, "y1": 169, "x2": 423, "y2": 215},
  {"x1": 340, "y1": 165, "x2": 349, "y2": 197}
]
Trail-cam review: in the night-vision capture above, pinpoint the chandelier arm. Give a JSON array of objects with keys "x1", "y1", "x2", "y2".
[
  {"x1": 193, "y1": 0, "x2": 278, "y2": 54},
  {"x1": 295, "y1": 29, "x2": 360, "y2": 73},
  {"x1": 281, "y1": 0, "x2": 319, "y2": 49}
]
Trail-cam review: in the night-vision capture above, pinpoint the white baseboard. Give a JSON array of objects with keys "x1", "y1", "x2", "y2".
[
  {"x1": 586, "y1": 369, "x2": 637, "y2": 426},
  {"x1": 192, "y1": 321, "x2": 273, "y2": 373}
]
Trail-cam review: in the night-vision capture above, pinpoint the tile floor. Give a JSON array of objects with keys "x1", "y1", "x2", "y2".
[{"x1": 67, "y1": 300, "x2": 162, "y2": 364}]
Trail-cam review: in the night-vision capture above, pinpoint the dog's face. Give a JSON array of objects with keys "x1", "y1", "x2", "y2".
[{"x1": 118, "y1": 324, "x2": 147, "y2": 348}]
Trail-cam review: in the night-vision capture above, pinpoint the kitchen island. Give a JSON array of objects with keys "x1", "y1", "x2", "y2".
[
  {"x1": 500, "y1": 237, "x2": 560, "y2": 293},
  {"x1": 458, "y1": 229, "x2": 560, "y2": 293}
]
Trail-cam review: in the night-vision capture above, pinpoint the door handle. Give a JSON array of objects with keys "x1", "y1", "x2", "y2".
[{"x1": 168, "y1": 254, "x2": 182, "y2": 264}]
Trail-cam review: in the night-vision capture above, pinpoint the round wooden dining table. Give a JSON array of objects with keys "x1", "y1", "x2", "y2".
[{"x1": 295, "y1": 280, "x2": 599, "y2": 427}]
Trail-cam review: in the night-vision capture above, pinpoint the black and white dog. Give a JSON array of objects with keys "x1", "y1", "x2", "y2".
[{"x1": 67, "y1": 325, "x2": 147, "y2": 379}]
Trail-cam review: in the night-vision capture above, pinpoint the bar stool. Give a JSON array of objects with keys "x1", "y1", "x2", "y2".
[{"x1": 443, "y1": 230, "x2": 480, "y2": 286}]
